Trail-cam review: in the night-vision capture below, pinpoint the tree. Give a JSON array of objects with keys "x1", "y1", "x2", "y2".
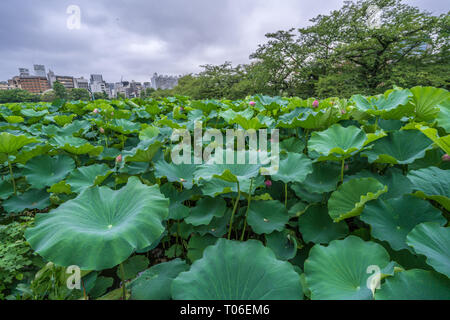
[
  {"x1": 93, "y1": 91, "x2": 108, "y2": 100},
  {"x1": 69, "y1": 88, "x2": 90, "y2": 101},
  {"x1": 53, "y1": 81, "x2": 67, "y2": 99},
  {"x1": 40, "y1": 90, "x2": 56, "y2": 102},
  {"x1": 0, "y1": 89, "x2": 40, "y2": 103}
]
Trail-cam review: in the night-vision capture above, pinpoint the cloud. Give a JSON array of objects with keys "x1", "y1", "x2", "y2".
[{"x1": 0, "y1": 0, "x2": 447, "y2": 83}]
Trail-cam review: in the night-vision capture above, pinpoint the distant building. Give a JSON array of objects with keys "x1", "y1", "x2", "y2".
[
  {"x1": 90, "y1": 74, "x2": 104, "y2": 83},
  {"x1": 17, "y1": 76, "x2": 51, "y2": 94},
  {"x1": 34, "y1": 64, "x2": 46, "y2": 77},
  {"x1": 47, "y1": 70, "x2": 74, "y2": 89},
  {"x1": 74, "y1": 77, "x2": 89, "y2": 90},
  {"x1": 19, "y1": 68, "x2": 30, "y2": 77},
  {"x1": 150, "y1": 73, "x2": 179, "y2": 90},
  {"x1": 0, "y1": 81, "x2": 13, "y2": 90}
]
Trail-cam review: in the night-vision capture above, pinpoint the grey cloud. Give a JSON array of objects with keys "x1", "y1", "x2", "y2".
[{"x1": 0, "y1": 0, "x2": 447, "y2": 83}]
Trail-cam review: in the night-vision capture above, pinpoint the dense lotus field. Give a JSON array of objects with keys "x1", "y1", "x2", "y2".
[{"x1": 0, "y1": 86, "x2": 449, "y2": 300}]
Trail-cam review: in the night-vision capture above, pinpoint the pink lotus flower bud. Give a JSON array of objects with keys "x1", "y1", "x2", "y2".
[
  {"x1": 265, "y1": 179, "x2": 272, "y2": 187},
  {"x1": 180, "y1": 178, "x2": 186, "y2": 182},
  {"x1": 93, "y1": 108, "x2": 99, "y2": 114},
  {"x1": 442, "y1": 154, "x2": 450, "y2": 162},
  {"x1": 116, "y1": 154, "x2": 122, "y2": 162},
  {"x1": 249, "y1": 101, "x2": 256, "y2": 106},
  {"x1": 344, "y1": 164, "x2": 349, "y2": 171},
  {"x1": 111, "y1": 112, "x2": 114, "y2": 116},
  {"x1": 341, "y1": 109, "x2": 346, "y2": 115},
  {"x1": 312, "y1": 100, "x2": 319, "y2": 108},
  {"x1": 180, "y1": 107, "x2": 184, "y2": 112},
  {"x1": 99, "y1": 127, "x2": 105, "y2": 134}
]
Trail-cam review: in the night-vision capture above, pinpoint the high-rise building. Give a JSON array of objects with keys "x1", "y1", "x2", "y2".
[
  {"x1": 74, "y1": 77, "x2": 89, "y2": 90},
  {"x1": 90, "y1": 74, "x2": 104, "y2": 83},
  {"x1": 150, "y1": 73, "x2": 179, "y2": 90},
  {"x1": 19, "y1": 68, "x2": 30, "y2": 77},
  {"x1": 34, "y1": 65, "x2": 46, "y2": 77}
]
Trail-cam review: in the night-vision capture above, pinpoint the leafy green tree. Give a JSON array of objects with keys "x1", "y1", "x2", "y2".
[
  {"x1": 0, "y1": 89, "x2": 40, "y2": 103},
  {"x1": 69, "y1": 88, "x2": 90, "y2": 101},
  {"x1": 93, "y1": 91, "x2": 109, "y2": 100},
  {"x1": 40, "y1": 90, "x2": 56, "y2": 102},
  {"x1": 53, "y1": 81, "x2": 67, "y2": 99}
]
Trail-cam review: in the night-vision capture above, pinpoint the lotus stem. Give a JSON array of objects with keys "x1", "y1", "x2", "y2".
[
  {"x1": 340, "y1": 159, "x2": 345, "y2": 183},
  {"x1": 119, "y1": 263, "x2": 127, "y2": 300},
  {"x1": 303, "y1": 129, "x2": 309, "y2": 154},
  {"x1": 7, "y1": 158, "x2": 16, "y2": 195},
  {"x1": 284, "y1": 183, "x2": 288, "y2": 208},
  {"x1": 240, "y1": 179, "x2": 253, "y2": 241},
  {"x1": 227, "y1": 181, "x2": 241, "y2": 240}
]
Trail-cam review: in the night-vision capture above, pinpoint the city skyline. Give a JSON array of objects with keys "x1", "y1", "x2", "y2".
[{"x1": 0, "y1": 0, "x2": 447, "y2": 82}]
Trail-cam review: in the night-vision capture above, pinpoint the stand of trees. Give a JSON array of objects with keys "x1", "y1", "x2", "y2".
[{"x1": 167, "y1": 0, "x2": 449, "y2": 99}]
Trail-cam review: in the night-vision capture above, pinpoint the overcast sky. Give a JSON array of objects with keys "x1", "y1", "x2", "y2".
[{"x1": 0, "y1": 0, "x2": 447, "y2": 83}]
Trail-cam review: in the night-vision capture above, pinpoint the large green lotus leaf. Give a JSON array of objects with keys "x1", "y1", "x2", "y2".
[
  {"x1": 345, "y1": 168, "x2": 413, "y2": 200},
  {"x1": 154, "y1": 160, "x2": 197, "y2": 189},
  {"x1": 0, "y1": 180, "x2": 14, "y2": 200},
  {"x1": 53, "y1": 114, "x2": 76, "y2": 126},
  {"x1": 194, "y1": 162, "x2": 261, "y2": 184},
  {"x1": 406, "y1": 222, "x2": 450, "y2": 278},
  {"x1": 22, "y1": 155, "x2": 75, "y2": 189},
  {"x1": 361, "y1": 195, "x2": 445, "y2": 252},
  {"x1": 117, "y1": 255, "x2": 149, "y2": 280},
  {"x1": 361, "y1": 130, "x2": 433, "y2": 164},
  {"x1": 2, "y1": 189, "x2": 50, "y2": 213},
  {"x1": 409, "y1": 86, "x2": 449, "y2": 121},
  {"x1": 219, "y1": 108, "x2": 253, "y2": 123},
  {"x1": 66, "y1": 164, "x2": 113, "y2": 194},
  {"x1": 413, "y1": 124, "x2": 450, "y2": 154},
  {"x1": 185, "y1": 197, "x2": 227, "y2": 226},
  {"x1": 194, "y1": 210, "x2": 230, "y2": 238},
  {"x1": 301, "y1": 161, "x2": 341, "y2": 194},
  {"x1": 3, "y1": 115, "x2": 24, "y2": 123},
  {"x1": 187, "y1": 234, "x2": 218, "y2": 262},
  {"x1": 308, "y1": 124, "x2": 383, "y2": 161},
  {"x1": 247, "y1": 200, "x2": 289, "y2": 234},
  {"x1": 122, "y1": 138, "x2": 161, "y2": 162},
  {"x1": 24, "y1": 177, "x2": 169, "y2": 270},
  {"x1": 407, "y1": 167, "x2": 450, "y2": 210},
  {"x1": 375, "y1": 269, "x2": 450, "y2": 300},
  {"x1": 108, "y1": 119, "x2": 141, "y2": 134},
  {"x1": 277, "y1": 107, "x2": 339, "y2": 130},
  {"x1": 352, "y1": 89, "x2": 412, "y2": 119},
  {"x1": 58, "y1": 120, "x2": 91, "y2": 137},
  {"x1": 21, "y1": 109, "x2": 49, "y2": 118},
  {"x1": 280, "y1": 136, "x2": 305, "y2": 154},
  {"x1": 305, "y1": 236, "x2": 390, "y2": 300},
  {"x1": 0, "y1": 132, "x2": 38, "y2": 155},
  {"x1": 199, "y1": 175, "x2": 263, "y2": 197},
  {"x1": 436, "y1": 100, "x2": 450, "y2": 132},
  {"x1": 50, "y1": 136, "x2": 103, "y2": 156},
  {"x1": 139, "y1": 126, "x2": 160, "y2": 141},
  {"x1": 298, "y1": 204, "x2": 348, "y2": 244},
  {"x1": 328, "y1": 178, "x2": 388, "y2": 222},
  {"x1": 234, "y1": 114, "x2": 273, "y2": 130},
  {"x1": 160, "y1": 184, "x2": 197, "y2": 220},
  {"x1": 271, "y1": 152, "x2": 312, "y2": 184},
  {"x1": 13, "y1": 144, "x2": 52, "y2": 164},
  {"x1": 265, "y1": 230, "x2": 297, "y2": 260},
  {"x1": 171, "y1": 239, "x2": 303, "y2": 300},
  {"x1": 130, "y1": 259, "x2": 189, "y2": 300}
]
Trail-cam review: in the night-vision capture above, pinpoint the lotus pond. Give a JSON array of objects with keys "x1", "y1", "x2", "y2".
[{"x1": 0, "y1": 86, "x2": 449, "y2": 300}]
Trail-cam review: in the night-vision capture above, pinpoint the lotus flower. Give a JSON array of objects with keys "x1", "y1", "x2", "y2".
[
  {"x1": 111, "y1": 112, "x2": 114, "y2": 116},
  {"x1": 93, "y1": 108, "x2": 99, "y2": 114},
  {"x1": 265, "y1": 179, "x2": 272, "y2": 187},
  {"x1": 312, "y1": 100, "x2": 319, "y2": 108},
  {"x1": 442, "y1": 154, "x2": 450, "y2": 162},
  {"x1": 341, "y1": 109, "x2": 346, "y2": 115},
  {"x1": 180, "y1": 178, "x2": 186, "y2": 182},
  {"x1": 116, "y1": 154, "x2": 122, "y2": 162},
  {"x1": 249, "y1": 101, "x2": 256, "y2": 106},
  {"x1": 180, "y1": 107, "x2": 184, "y2": 112},
  {"x1": 99, "y1": 127, "x2": 105, "y2": 134},
  {"x1": 344, "y1": 163, "x2": 349, "y2": 171}
]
